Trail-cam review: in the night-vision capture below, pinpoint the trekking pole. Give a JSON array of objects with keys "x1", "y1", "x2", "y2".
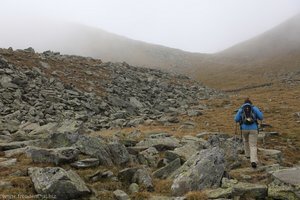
[
  {"x1": 234, "y1": 123, "x2": 238, "y2": 157},
  {"x1": 259, "y1": 120, "x2": 265, "y2": 149},
  {"x1": 239, "y1": 122, "x2": 242, "y2": 141},
  {"x1": 234, "y1": 123, "x2": 237, "y2": 141}
]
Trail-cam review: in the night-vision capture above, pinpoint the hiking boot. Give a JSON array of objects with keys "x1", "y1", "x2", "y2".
[{"x1": 251, "y1": 162, "x2": 257, "y2": 168}]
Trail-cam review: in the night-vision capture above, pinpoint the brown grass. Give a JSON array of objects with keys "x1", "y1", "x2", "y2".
[
  {"x1": 153, "y1": 179, "x2": 172, "y2": 194},
  {"x1": 130, "y1": 191, "x2": 151, "y2": 200},
  {"x1": 185, "y1": 191, "x2": 208, "y2": 200},
  {"x1": 96, "y1": 191, "x2": 115, "y2": 200},
  {"x1": 92, "y1": 181, "x2": 122, "y2": 191}
]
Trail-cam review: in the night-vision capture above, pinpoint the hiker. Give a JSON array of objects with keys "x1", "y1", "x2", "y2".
[{"x1": 234, "y1": 98, "x2": 263, "y2": 168}]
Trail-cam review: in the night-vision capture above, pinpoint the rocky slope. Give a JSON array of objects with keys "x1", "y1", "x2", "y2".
[
  {"x1": 0, "y1": 48, "x2": 221, "y2": 136},
  {"x1": 1, "y1": 48, "x2": 299, "y2": 200}
]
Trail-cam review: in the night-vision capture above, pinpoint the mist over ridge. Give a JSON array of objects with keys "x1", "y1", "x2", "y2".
[{"x1": 0, "y1": 13, "x2": 300, "y2": 83}]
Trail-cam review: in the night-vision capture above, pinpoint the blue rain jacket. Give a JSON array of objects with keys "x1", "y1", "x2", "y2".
[{"x1": 234, "y1": 103, "x2": 263, "y2": 130}]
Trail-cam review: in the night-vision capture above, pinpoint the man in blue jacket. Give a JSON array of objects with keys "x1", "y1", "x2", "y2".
[{"x1": 234, "y1": 98, "x2": 263, "y2": 168}]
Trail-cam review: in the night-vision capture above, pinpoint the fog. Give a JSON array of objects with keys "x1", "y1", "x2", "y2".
[{"x1": 0, "y1": 0, "x2": 300, "y2": 53}]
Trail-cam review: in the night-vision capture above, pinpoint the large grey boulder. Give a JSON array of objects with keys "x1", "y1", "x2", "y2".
[
  {"x1": 268, "y1": 167, "x2": 300, "y2": 199},
  {"x1": 153, "y1": 158, "x2": 181, "y2": 179},
  {"x1": 75, "y1": 135, "x2": 130, "y2": 166},
  {"x1": 0, "y1": 158, "x2": 17, "y2": 167},
  {"x1": 107, "y1": 142, "x2": 130, "y2": 166},
  {"x1": 206, "y1": 134, "x2": 243, "y2": 170},
  {"x1": 71, "y1": 158, "x2": 100, "y2": 169},
  {"x1": 113, "y1": 189, "x2": 130, "y2": 200},
  {"x1": 132, "y1": 168, "x2": 154, "y2": 192},
  {"x1": 118, "y1": 167, "x2": 154, "y2": 191},
  {"x1": 258, "y1": 148, "x2": 282, "y2": 162},
  {"x1": 232, "y1": 182, "x2": 268, "y2": 200},
  {"x1": 165, "y1": 141, "x2": 203, "y2": 162},
  {"x1": 136, "y1": 135, "x2": 180, "y2": 151},
  {"x1": 0, "y1": 140, "x2": 35, "y2": 151},
  {"x1": 26, "y1": 146, "x2": 79, "y2": 165},
  {"x1": 138, "y1": 147, "x2": 159, "y2": 167},
  {"x1": 28, "y1": 167, "x2": 90, "y2": 200},
  {"x1": 171, "y1": 147, "x2": 225, "y2": 196},
  {"x1": 46, "y1": 132, "x2": 80, "y2": 148}
]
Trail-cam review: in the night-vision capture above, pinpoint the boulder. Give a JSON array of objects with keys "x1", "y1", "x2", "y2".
[
  {"x1": 118, "y1": 167, "x2": 154, "y2": 191},
  {"x1": 271, "y1": 167, "x2": 300, "y2": 187},
  {"x1": 205, "y1": 187, "x2": 232, "y2": 199},
  {"x1": 129, "y1": 183, "x2": 139, "y2": 194},
  {"x1": 132, "y1": 168, "x2": 154, "y2": 192},
  {"x1": 165, "y1": 141, "x2": 203, "y2": 162},
  {"x1": 70, "y1": 158, "x2": 100, "y2": 169},
  {"x1": 47, "y1": 132, "x2": 80, "y2": 148},
  {"x1": 26, "y1": 147, "x2": 79, "y2": 165},
  {"x1": 258, "y1": 148, "x2": 282, "y2": 162},
  {"x1": 269, "y1": 167, "x2": 300, "y2": 199},
  {"x1": 0, "y1": 140, "x2": 35, "y2": 151},
  {"x1": 88, "y1": 170, "x2": 114, "y2": 182},
  {"x1": 138, "y1": 147, "x2": 159, "y2": 167},
  {"x1": 0, "y1": 158, "x2": 17, "y2": 167},
  {"x1": 118, "y1": 167, "x2": 139, "y2": 183},
  {"x1": 113, "y1": 189, "x2": 130, "y2": 200},
  {"x1": 232, "y1": 182, "x2": 268, "y2": 200},
  {"x1": 28, "y1": 167, "x2": 90, "y2": 200},
  {"x1": 107, "y1": 142, "x2": 130, "y2": 165},
  {"x1": 136, "y1": 136, "x2": 180, "y2": 151},
  {"x1": 74, "y1": 135, "x2": 113, "y2": 165},
  {"x1": 171, "y1": 147, "x2": 225, "y2": 196},
  {"x1": 153, "y1": 158, "x2": 181, "y2": 179}
]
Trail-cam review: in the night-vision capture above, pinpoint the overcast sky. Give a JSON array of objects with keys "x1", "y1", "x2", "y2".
[{"x1": 1, "y1": 0, "x2": 300, "y2": 53}]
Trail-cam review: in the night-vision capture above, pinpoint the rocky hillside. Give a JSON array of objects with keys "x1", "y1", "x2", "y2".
[
  {"x1": 1, "y1": 48, "x2": 299, "y2": 200},
  {"x1": 0, "y1": 48, "x2": 221, "y2": 134}
]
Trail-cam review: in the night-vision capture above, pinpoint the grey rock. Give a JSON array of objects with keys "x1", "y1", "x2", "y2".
[
  {"x1": 129, "y1": 183, "x2": 139, "y2": 194},
  {"x1": 108, "y1": 142, "x2": 130, "y2": 165},
  {"x1": 4, "y1": 147, "x2": 27, "y2": 157},
  {"x1": 187, "y1": 109, "x2": 202, "y2": 116},
  {"x1": 113, "y1": 189, "x2": 130, "y2": 200},
  {"x1": 118, "y1": 167, "x2": 139, "y2": 183},
  {"x1": 28, "y1": 167, "x2": 90, "y2": 200},
  {"x1": 271, "y1": 167, "x2": 300, "y2": 187},
  {"x1": 26, "y1": 146, "x2": 79, "y2": 165},
  {"x1": 232, "y1": 182, "x2": 268, "y2": 200},
  {"x1": 136, "y1": 136, "x2": 180, "y2": 151},
  {"x1": 0, "y1": 158, "x2": 17, "y2": 167},
  {"x1": 24, "y1": 47, "x2": 35, "y2": 53},
  {"x1": 132, "y1": 168, "x2": 154, "y2": 192},
  {"x1": 171, "y1": 147, "x2": 225, "y2": 196},
  {"x1": 129, "y1": 97, "x2": 144, "y2": 108},
  {"x1": 75, "y1": 135, "x2": 112, "y2": 166},
  {"x1": 153, "y1": 158, "x2": 181, "y2": 179},
  {"x1": 259, "y1": 148, "x2": 282, "y2": 162},
  {"x1": 47, "y1": 132, "x2": 80, "y2": 148},
  {"x1": 71, "y1": 158, "x2": 99, "y2": 169},
  {"x1": 0, "y1": 140, "x2": 34, "y2": 151},
  {"x1": 268, "y1": 167, "x2": 300, "y2": 199},
  {"x1": 56, "y1": 120, "x2": 83, "y2": 134},
  {"x1": 28, "y1": 123, "x2": 57, "y2": 137},
  {"x1": 206, "y1": 187, "x2": 232, "y2": 199},
  {"x1": 138, "y1": 147, "x2": 159, "y2": 167},
  {"x1": 165, "y1": 141, "x2": 203, "y2": 162},
  {"x1": 88, "y1": 170, "x2": 114, "y2": 182}
]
